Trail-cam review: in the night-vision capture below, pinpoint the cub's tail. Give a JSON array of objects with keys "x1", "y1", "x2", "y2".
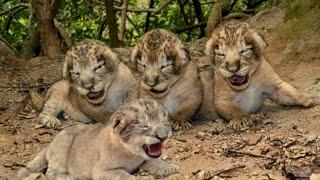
[{"x1": 18, "y1": 148, "x2": 47, "y2": 178}]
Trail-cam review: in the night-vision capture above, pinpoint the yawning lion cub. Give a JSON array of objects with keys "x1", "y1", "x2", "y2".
[
  {"x1": 18, "y1": 98, "x2": 178, "y2": 179},
  {"x1": 205, "y1": 21, "x2": 319, "y2": 130}
]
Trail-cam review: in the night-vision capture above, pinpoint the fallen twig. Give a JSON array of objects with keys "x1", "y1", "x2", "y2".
[
  {"x1": 0, "y1": 82, "x2": 54, "y2": 89},
  {"x1": 226, "y1": 149, "x2": 276, "y2": 160},
  {"x1": 204, "y1": 164, "x2": 246, "y2": 179}
]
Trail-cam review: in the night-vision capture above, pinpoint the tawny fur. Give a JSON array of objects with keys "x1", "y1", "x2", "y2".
[
  {"x1": 18, "y1": 98, "x2": 179, "y2": 179},
  {"x1": 205, "y1": 21, "x2": 318, "y2": 130},
  {"x1": 131, "y1": 29, "x2": 202, "y2": 131},
  {"x1": 38, "y1": 40, "x2": 138, "y2": 128},
  {"x1": 194, "y1": 56, "x2": 217, "y2": 121}
]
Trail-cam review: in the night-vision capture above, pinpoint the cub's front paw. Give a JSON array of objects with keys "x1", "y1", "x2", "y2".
[
  {"x1": 229, "y1": 115, "x2": 258, "y2": 131},
  {"x1": 302, "y1": 98, "x2": 315, "y2": 108},
  {"x1": 171, "y1": 120, "x2": 192, "y2": 131},
  {"x1": 147, "y1": 162, "x2": 179, "y2": 177},
  {"x1": 40, "y1": 115, "x2": 61, "y2": 129}
]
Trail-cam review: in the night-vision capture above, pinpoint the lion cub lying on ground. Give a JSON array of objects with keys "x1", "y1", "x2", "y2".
[
  {"x1": 38, "y1": 40, "x2": 138, "y2": 128},
  {"x1": 205, "y1": 21, "x2": 319, "y2": 130},
  {"x1": 19, "y1": 98, "x2": 179, "y2": 179},
  {"x1": 131, "y1": 29, "x2": 202, "y2": 131}
]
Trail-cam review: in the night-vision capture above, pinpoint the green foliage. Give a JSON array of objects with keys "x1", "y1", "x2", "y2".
[
  {"x1": 0, "y1": 0, "x2": 275, "y2": 53},
  {"x1": 57, "y1": 0, "x2": 104, "y2": 42},
  {"x1": 0, "y1": 0, "x2": 30, "y2": 51}
]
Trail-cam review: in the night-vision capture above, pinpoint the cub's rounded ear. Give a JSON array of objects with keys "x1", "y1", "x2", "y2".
[
  {"x1": 62, "y1": 59, "x2": 72, "y2": 82},
  {"x1": 174, "y1": 47, "x2": 190, "y2": 73},
  {"x1": 99, "y1": 49, "x2": 120, "y2": 73},
  {"x1": 112, "y1": 117, "x2": 127, "y2": 135},
  {"x1": 247, "y1": 29, "x2": 268, "y2": 53},
  {"x1": 181, "y1": 47, "x2": 191, "y2": 61},
  {"x1": 205, "y1": 34, "x2": 219, "y2": 57},
  {"x1": 112, "y1": 115, "x2": 134, "y2": 142},
  {"x1": 130, "y1": 46, "x2": 142, "y2": 73}
]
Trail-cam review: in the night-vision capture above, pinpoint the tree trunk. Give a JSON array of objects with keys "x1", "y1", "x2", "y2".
[
  {"x1": 119, "y1": 0, "x2": 129, "y2": 45},
  {"x1": 192, "y1": 0, "x2": 205, "y2": 38},
  {"x1": 205, "y1": 0, "x2": 230, "y2": 37},
  {"x1": 21, "y1": 28, "x2": 41, "y2": 58},
  {"x1": 145, "y1": 0, "x2": 155, "y2": 32},
  {"x1": 178, "y1": 0, "x2": 190, "y2": 25},
  {"x1": 105, "y1": 0, "x2": 121, "y2": 47},
  {"x1": 31, "y1": 0, "x2": 61, "y2": 59}
]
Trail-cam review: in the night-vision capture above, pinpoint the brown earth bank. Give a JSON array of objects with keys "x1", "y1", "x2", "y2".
[{"x1": 1, "y1": 5, "x2": 320, "y2": 180}]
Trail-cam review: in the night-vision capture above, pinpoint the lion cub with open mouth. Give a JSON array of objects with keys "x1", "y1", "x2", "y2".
[
  {"x1": 131, "y1": 29, "x2": 202, "y2": 131},
  {"x1": 18, "y1": 98, "x2": 179, "y2": 179},
  {"x1": 206, "y1": 21, "x2": 319, "y2": 130},
  {"x1": 38, "y1": 40, "x2": 138, "y2": 128}
]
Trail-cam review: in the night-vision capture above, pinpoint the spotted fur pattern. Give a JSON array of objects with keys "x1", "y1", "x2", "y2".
[
  {"x1": 206, "y1": 21, "x2": 317, "y2": 130},
  {"x1": 18, "y1": 98, "x2": 179, "y2": 179},
  {"x1": 39, "y1": 39, "x2": 138, "y2": 129},
  {"x1": 131, "y1": 29, "x2": 202, "y2": 131}
]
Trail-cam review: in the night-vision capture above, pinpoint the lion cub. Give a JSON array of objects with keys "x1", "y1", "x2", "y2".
[
  {"x1": 39, "y1": 40, "x2": 138, "y2": 128},
  {"x1": 205, "y1": 22, "x2": 318, "y2": 130},
  {"x1": 131, "y1": 29, "x2": 202, "y2": 131},
  {"x1": 18, "y1": 98, "x2": 179, "y2": 179}
]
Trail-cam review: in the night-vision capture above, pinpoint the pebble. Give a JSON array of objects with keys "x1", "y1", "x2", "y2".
[
  {"x1": 196, "y1": 131, "x2": 206, "y2": 139},
  {"x1": 197, "y1": 170, "x2": 206, "y2": 180},
  {"x1": 246, "y1": 134, "x2": 262, "y2": 146}
]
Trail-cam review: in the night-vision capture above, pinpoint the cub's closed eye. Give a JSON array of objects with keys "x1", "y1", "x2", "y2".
[
  {"x1": 139, "y1": 63, "x2": 146, "y2": 68},
  {"x1": 72, "y1": 72, "x2": 80, "y2": 76},
  {"x1": 160, "y1": 64, "x2": 168, "y2": 69},
  {"x1": 240, "y1": 49, "x2": 247, "y2": 54},
  {"x1": 94, "y1": 64, "x2": 104, "y2": 71},
  {"x1": 240, "y1": 48, "x2": 251, "y2": 54},
  {"x1": 216, "y1": 51, "x2": 226, "y2": 57},
  {"x1": 240, "y1": 45, "x2": 252, "y2": 53}
]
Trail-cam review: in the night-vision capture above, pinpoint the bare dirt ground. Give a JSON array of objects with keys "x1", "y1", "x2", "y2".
[{"x1": 1, "y1": 7, "x2": 320, "y2": 180}]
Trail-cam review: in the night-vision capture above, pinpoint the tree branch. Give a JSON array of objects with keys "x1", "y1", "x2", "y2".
[
  {"x1": 176, "y1": 22, "x2": 207, "y2": 33},
  {"x1": 127, "y1": 16, "x2": 141, "y2": 36},
  {"x1": 119, "y1": 0, "x2": 129, "y2": 43},
  {"x1": 205, "y1": 0, "x2": 231, "y2": 37},
  {"x1": 98, "y1": 16, "x2": 108, "y2": 40},
  {"x1": 54, "y1": 19, "x2": 73, "y2": 48},
  {"x1": 0, "y1": 3, "x2": 30, "y2": 16},
  {"x1": 223, "y1": 12, "x2": 251, "y2": 20},
  {"x1": 88, "y1": 0, "x2": 173, "y2": 13},
  {"x1": 114, "y1": 0, "x2": 173, "y2": 13}
]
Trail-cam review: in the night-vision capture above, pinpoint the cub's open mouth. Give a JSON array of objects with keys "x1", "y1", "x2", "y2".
[
  {"x1": 143, "y1": 142, "x2": 163, "y2": 158},
  {"x1": 150, "y1": 88, "x2": 167, "y2": 94},
  {"x1": 86, "y1": 90, "x2": 104, "y2": 100},
  {"x1": 228, "y1": 75, "x2": 248, "y2": 86}
]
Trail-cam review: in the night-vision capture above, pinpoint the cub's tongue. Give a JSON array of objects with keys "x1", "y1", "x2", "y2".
[
  {"x1": 87, "y1": 91, "x2": 104, "y2": 100},
  {"x1": 229, "y1": 75, "x2": 247, "y2": 86},
  {"x1": 145, "y1": 142, "x2": 163, "y2": 158}
]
